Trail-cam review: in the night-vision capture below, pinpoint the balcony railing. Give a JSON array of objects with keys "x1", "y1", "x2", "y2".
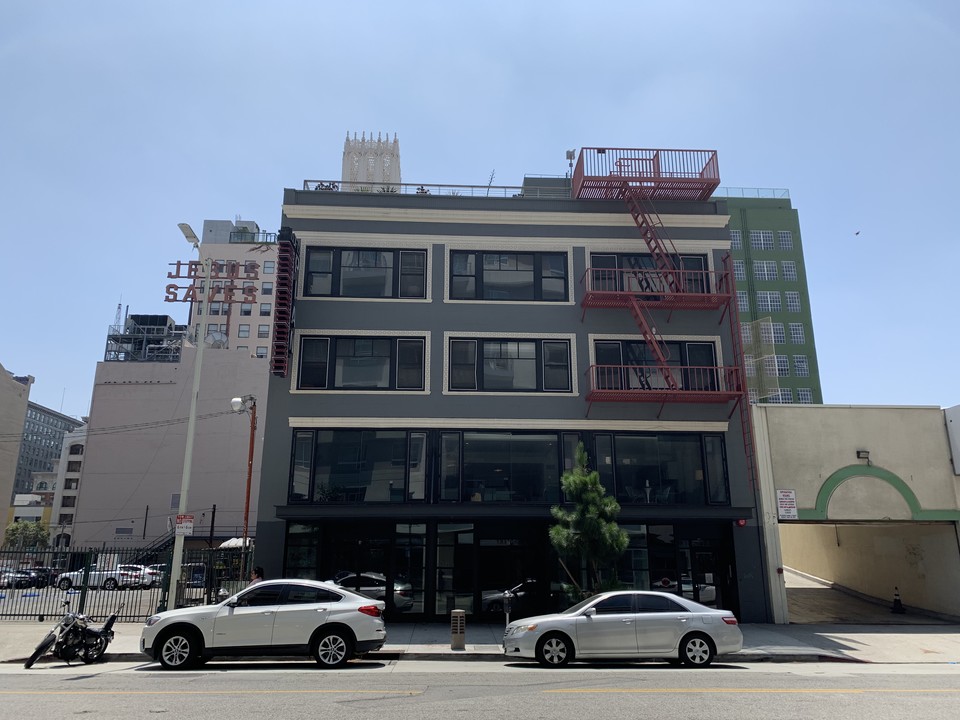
[
  {"x1": 580, "y1": 267, "x2": 733, "y2": 311},
  {"x1": 585, "y1": 364, "x2": 743, "y2": 405}
]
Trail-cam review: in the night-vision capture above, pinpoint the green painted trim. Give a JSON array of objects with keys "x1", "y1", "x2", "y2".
[{"x1": 792, "y1": 464, "x2": 960, "y2": 522}]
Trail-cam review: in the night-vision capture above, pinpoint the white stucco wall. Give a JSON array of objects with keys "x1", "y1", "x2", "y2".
[
  {"x1": 753, "y1": 403, "x2": 960, "y2": 620},
  {"x1": 72, "y1": 345, "x2": 268, "y2": 547}
]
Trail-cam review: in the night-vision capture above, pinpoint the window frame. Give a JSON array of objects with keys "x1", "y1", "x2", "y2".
[
  {"x1": 296, "y1": 334, "x2": 428, "y2": 392},
  {"x1": 448, "y1": 337, "x2": 573, "y2": 393},
  {"x1": 304, "y1": 247, "x2": 428, "y2": 300},
  {"x1": 449, "y1": 250, "x2": 569, "y2": 302}
]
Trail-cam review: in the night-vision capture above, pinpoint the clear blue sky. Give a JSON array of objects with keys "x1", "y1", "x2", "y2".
[{"x1": 2, "y1": 1, "x2": 958, "y2": 419}]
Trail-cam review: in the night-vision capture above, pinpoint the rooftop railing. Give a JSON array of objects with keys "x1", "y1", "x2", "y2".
[
  {"x1": 302, "y1": 180, "x2": 571, "y2": 199},
  {"x1": 712, "y1": 186, "x2": 790, "y2": 199},
  {"x1": 229, "y1": 230, "x2": 277, "y2": 244}
]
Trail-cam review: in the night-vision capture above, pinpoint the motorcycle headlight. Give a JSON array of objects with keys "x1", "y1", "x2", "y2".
[{"x1": 145, "y1": 615, "x2": 162, "y2": 627}]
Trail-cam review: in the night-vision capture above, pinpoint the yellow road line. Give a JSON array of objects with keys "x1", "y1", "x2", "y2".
[
  {"x1": 546, "y1": 688, "x2": 960, "y2": 694},
  {"x1": 0, "y1": 690, "x2": 421, "y2": 696}
]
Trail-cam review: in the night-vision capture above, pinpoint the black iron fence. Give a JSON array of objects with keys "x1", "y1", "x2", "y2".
[{"x1": 0, "y1": 546, "x2": 251, "y2": 622}]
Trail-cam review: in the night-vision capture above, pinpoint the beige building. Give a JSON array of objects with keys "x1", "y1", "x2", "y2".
[
  {"x1": 71, "y1": 221, "x2": 276, "y2": 547},
  {"x1": 1, "y1": 363, "x2": 33, "y2": 530},
  {"x1": 755, "y1": 403, "x2": 960, "y2": 621}
]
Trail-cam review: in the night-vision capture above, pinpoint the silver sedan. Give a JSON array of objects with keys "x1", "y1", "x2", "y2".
[{"x1": 503, "y1": 590, "x2": 742, "y2": 667}]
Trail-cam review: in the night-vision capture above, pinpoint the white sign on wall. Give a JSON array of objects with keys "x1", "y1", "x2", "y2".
[{"x1": 777, "y1": 489, "x2": 798, "y2": 520}]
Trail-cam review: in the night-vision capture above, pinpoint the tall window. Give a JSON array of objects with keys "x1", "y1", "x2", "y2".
[
  {"x1": 450, "y1": 251, "x2": 568, "y2": 301},
  {"x1": 775, "y1": 355, "x2": 790, "y2": 376},
  {"x1": 793, "y1": 355, "x2": 810, "y2": 377},
  {"x1": 797, "y1": 388, "x2": 813, "y2": 404},
  {"x1": 257, "y1": 324, "x2": 270, "y2": 338},
  {"x1": 733, "y1": 260, "x2": 745, "y2": 281},
  {"x1": 298, "y1": 336, "x2": 425, "y2": 391},
  {"x1": 262, "y1": 281, "x2": 274, "y2": 295},
  {"x1": 740, "y1": 324, "x2": 752, "y2": 344},
  {"x1": 729, "y1": 230, "x2": 742, "y2": 249},
  {"x1": 238, "y1": 324, "x2": 250, "y2": 338},
  {"x1": 304, "y1": 247, "x2": 427, "y2": 299},
  {"x1": 736, "y1": 290, "x2": 749, "y2": 312},
  {"x1": 259, "y1": 303, "x2": 272, "y2": 316},
  {"x1": 777, "y1": 230, "x2": 793, "y2": 249},
  {"x1": 786, "y1": 291, "x2": 802, "y2": 312},
  {"x1": 782, "y1": 261, "x2": 798, "y2": 281},
  {"x1": 449, "y1": 338, "x2": 571, "y2": 392},
  {"x1": 263, "y1": 261, "x2": 276, "y2": 274},
  {"x1": 789, "y1": 322, "x2": 805, "y2": 344},
  {"x1": 771, "y1": 322, "x2": 785, "y2": 344}
]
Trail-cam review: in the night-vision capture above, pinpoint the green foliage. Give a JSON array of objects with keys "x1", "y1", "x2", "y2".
[
  {"x1": 549, "y1": 443, "x2": 628, "y2": 592},
  {"x1": 3, "y1": 520, "x2": 50, "y2": 549}
]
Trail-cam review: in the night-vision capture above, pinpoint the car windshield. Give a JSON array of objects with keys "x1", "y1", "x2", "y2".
[{"x1": 559, "y1": 595, "x2": 601, "y2": 615}]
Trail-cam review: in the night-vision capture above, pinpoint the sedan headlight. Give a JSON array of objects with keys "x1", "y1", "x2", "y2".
[{"x1": 145, "y1": 615, "x2": 162, "y2": 627}]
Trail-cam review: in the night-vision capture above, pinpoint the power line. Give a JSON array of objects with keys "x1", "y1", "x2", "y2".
[{"x1": 0, "y1": 409, "x2": 236, "y2": 444}]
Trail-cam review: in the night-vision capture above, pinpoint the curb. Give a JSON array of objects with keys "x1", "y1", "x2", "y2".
[{"x1": 9, "y1": 651, "x2": 866, "y2": 665}]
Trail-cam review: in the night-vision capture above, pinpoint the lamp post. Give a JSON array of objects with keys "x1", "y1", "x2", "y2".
[
  {"x1": 165, "y1": 223, "x2": 211, "y2": 610},
  {"x1": 230, "y1": 394, "x2": 257, "y2": 580}
]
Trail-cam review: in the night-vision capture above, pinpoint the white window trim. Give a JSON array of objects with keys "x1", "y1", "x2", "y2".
[
  {"x1": 442, "y1": 331, "x2": 578, "y2": 396},
  {"x1": 290, "y1": 328, "x2": 431, "y2": 395},
  {"x1": 297, "y1": 240, "x2": 433, "y2": 303},
  {"x1": 444, "y1": 243, "x2": 577, "y2": 306}
]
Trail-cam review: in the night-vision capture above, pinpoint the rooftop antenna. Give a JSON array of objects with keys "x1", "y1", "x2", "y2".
[
  {"x1": 486, "y1": 169, "x2": 495, "y2": 197},
  {"x1": 565, "y1": 149, "x2": 576, "y2": 178}
]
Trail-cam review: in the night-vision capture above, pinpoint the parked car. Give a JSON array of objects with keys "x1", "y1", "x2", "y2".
[
  {"x1": 331, "y1": 571, "x2": 414, "y2": 611},
  {"x1": 502, "y1": 590, "x2": 742, "y2": 667},
  {"x1": 145, "y1": 564, "x2": 167, "y2": 588},
  {"x1": 0, "y1": 567, "x2": 19, "y2": 588},
  {"x1": 141, "y1": 578, "x2": 387, "y2": 669},
  {"x1": 25, "y1": 566, "x2": 60, "y2": 587},
  {"x1": 56, "y1": 564, "x2": 144, "y2": 590}
]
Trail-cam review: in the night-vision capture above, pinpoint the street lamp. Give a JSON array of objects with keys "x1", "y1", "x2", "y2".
[
  {"x1": 230, "y1": 394, "x2": 257, "y2": 579},
  {"x1": 166, "y1": 222, "x2": 211, "y2": 610}
]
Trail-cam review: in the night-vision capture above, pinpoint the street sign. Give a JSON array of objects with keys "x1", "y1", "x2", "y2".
[{"x1": 176, "y1": 514, "x2": 194, "y2": 536}]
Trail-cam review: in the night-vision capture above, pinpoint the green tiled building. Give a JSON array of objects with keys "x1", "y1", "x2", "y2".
[{"x1": 721, "y1": 194, "x2": 823, "y2": 404}]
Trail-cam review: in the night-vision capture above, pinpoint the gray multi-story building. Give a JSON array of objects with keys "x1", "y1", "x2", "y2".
[
  {"x1": 256, "y1": 147, "x2": 774, "y2": 622},
  {"x1": 13, "y1": 402, "x2": 84, "y2": 498}
]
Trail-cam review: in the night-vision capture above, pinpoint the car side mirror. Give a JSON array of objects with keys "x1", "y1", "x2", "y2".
[
  {"x1": 225, "y1": 600, "x2": 239, "y2": 608},
  {"x1": 583, "y1": 607, "x2": 596, "y2": 617}
]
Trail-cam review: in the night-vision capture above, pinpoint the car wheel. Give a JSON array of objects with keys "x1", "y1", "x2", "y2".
[
  {"x1": 158, "y1": 629, "x2": 201, "y2": 670},
  {"x1": 679, "y1": 633, "x2": 715, "y2": 667},
  {"x1": 312, "y1": 628, "x2": 352, "y2": 668},
  {"x1": 536, "y1": 632, "x2": 573, "y2": 667},
  {"x1": 57, "y1": 578, "x2": 72, "y2": 591},
  {"x1": 102, "y1": 578, "x2": 118, "y2": 591}
]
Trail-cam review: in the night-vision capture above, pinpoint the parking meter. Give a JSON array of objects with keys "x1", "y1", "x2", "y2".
[{"x1": 503, "y1": 590, "x2": 515, "y2": 626}]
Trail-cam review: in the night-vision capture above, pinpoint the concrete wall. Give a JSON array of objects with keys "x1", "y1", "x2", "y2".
[
  {"x1": 72, "y1": 344, "x2": 268, "y2": 547},
  {"x1": 1, "y1": 363, "x2": 32, "y2": 526},
  {"x1": 780, "y1": 523, "x2": 960, "y2": 617},
  {"x1": 753, "y1": 403, "x2": 960, "y2": 619}
]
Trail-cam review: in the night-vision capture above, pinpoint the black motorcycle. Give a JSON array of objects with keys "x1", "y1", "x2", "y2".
[{"x1": 24, "y1": 600, "x2": 123, "y2": 668}]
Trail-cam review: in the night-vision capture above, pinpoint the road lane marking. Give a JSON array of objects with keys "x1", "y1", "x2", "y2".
[
  {"x1": 546, "y1": 688, "x2": 960, "y2": 694},
  {"x1": 0, "y1": 690, "x2": 421, "y2": 696}
]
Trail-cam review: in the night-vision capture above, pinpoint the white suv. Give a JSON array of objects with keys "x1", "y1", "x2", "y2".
[
  {"x1": 141, "y1": 579, "x2": 387, "y2": 669},
  {"x1": 56, "y1": 564, "x2": 144, "y2": 590}
]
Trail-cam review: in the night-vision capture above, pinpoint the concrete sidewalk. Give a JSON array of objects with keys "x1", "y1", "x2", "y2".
[{"x1": 4, "y1": 620, "x2": 960, "y2": 665}]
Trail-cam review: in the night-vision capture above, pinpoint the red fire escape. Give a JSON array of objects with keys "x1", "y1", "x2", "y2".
[
  {"x1": 573, "y1": 147, "x2": 756, "y2": 487},
  {"x1": 270, "y1": 227, "x2": 299, "y2": 377}
]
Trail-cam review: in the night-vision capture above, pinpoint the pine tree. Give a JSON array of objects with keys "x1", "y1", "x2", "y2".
[{"x1": 549, "y1": 442, "x2": 628, "y2": 592}]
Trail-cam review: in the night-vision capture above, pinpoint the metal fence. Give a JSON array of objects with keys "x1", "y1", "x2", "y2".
[{"x1": 0, "y1": 546, "x2": 251, "y2": 622}]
